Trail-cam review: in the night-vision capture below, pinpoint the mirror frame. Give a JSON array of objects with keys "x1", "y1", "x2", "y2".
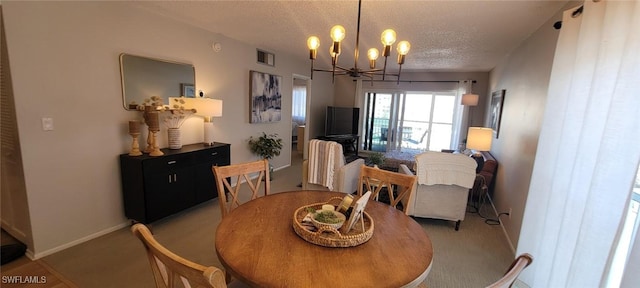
[{"x1": 119, "y1": 53, "x2": 197, "y2": 111}]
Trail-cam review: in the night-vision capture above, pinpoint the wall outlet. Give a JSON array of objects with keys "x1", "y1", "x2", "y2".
[
  {"x1": 508, "y1": 208, "x2": 512, "y2": 219},
  {"x1": 41, "y1": 117, "x2": 54, "y2": 131}
]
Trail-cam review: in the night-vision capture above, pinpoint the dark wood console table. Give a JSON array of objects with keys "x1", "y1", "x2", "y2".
[
  {"x1": 119, "y1": 142, "x2": 230, "y2": 223},
  {"x1": 318, "y1": 134, "x2": 359, "y2": 157}
]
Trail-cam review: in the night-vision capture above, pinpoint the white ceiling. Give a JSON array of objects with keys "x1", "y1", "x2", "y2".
[{"x1": 131, "y1": 0, "x2": 569, "y2": 73}]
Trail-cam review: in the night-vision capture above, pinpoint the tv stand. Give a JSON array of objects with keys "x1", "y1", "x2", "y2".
[{"x1": 318, "y1": 134, "x2": 359, "y2": 157}]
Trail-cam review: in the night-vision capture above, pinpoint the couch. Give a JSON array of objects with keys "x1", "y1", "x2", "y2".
[
  {"x1": 399, "y1": 151, "x2": 477, "y2": 230},
  {"x1": 302, "y1": 140, "x2": 364, "y2": 193}
]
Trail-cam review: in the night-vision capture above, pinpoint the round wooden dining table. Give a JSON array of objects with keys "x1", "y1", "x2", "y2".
[{"x1": 215, "y1": 190, "x2": 433, "y2": 288}]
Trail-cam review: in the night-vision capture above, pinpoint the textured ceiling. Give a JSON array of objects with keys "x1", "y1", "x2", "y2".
[{"x1": 131, "y1": 0, "x2": 569, "y2": 72}]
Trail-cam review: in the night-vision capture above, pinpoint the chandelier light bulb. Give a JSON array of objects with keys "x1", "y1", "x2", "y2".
[
  {"x1": 330, "y1": 25, "x2": 346, "y2": 42},
  {"x1": 368, "y1": 48, "x2": 379, "y2": 69},
  {"x1": 307, "y1": 36, "x2": 320, "y2": 50},
  {"x1": 367, "y1": 48, "x2": 379, "y2": 60},
  {"x1": 397, "y1": 41, "x2": 411, "y2": 55},
  {"x1": 380, "y1": 29, "x2": 397, "y2": 46}
]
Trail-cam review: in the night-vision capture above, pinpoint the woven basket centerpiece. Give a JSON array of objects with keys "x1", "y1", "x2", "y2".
[{"x1": 292, "y1": 197, "x2": 374, "y2": 248}]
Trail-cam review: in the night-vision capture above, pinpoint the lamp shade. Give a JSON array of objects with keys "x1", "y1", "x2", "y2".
[
  {"x1": 467, "y1": 127, "x2": 492, "y2": 151},
  {"x1": 461, "y1": 93, "x2": 479, "y2": 106},
  {"x1": 194, "y1": 98, "x2": 222, "y2": 118}
]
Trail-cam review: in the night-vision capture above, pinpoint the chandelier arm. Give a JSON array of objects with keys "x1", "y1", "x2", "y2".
[
  {"x1": 312, "y1": 67, "x2": 350, "y2": 76},
  {"x1": 360, "y1": 72, "x2": 375, "y2": 86},
  {"x1": 334, "y1": 65, "x2": 354, "y2": 72},
  {"x1": 313, "y1": 68, "x2": 343, "y2": 73},
  {"x1": 360, "y1": 68, "x2": 385, "y2": 74}
]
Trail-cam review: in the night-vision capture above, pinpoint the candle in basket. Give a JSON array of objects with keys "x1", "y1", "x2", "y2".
[
  {"x1": 128, "y1": 120, "x2": 140, "y2": 134},
  {"x1": 322, "y1": 204, "x2": 335, "y2": 211}
]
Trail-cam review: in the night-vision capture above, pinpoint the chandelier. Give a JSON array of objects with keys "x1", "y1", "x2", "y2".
[{"x1": 306, "y1": 0, "x2": 410, "y2": 83}]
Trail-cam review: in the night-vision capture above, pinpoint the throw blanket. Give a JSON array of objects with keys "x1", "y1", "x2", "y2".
[
  {"x1": 415, "y1": 151, "x2": 477, "y2": 188},
  {"x1": 308, "y1": 139, "x2": 339, "y2": 190}
]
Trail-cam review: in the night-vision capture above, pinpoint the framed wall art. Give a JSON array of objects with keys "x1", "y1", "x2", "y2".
[
  {"x1": 489, "y1": 89, "x2": 506, "y2": 138},
  {"x1": 250, "y1": 70, "x2": 282, "y2": 123},
  {"x1": 181, "y1": 83, "x2": 195, "y2": 98}
]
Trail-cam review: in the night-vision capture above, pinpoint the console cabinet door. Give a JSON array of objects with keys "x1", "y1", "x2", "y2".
[
  {"x1": 193, "y1": 145, "x2": 231, "y2": 203},
  {"x1": 143, "y1": 168, "x2": 195, "y2": 223},
  {"x1": 120, "y1": 143, "x2": 231, "y2": 224}
]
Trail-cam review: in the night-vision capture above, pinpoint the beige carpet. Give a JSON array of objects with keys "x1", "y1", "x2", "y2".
[{"x1": 40, "y1": 150, "x2": 514, "y2": 287}]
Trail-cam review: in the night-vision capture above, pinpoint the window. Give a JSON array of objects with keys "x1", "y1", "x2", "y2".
[
  {"x1": 361, "y1": 90, "x2": 460, "y2": 153},
  {"x1": 607, "y1": 165, "x2": 640, "y2": 287}
]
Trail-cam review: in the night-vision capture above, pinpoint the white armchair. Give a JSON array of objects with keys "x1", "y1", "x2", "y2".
[
  {"x1": 302, "y1": 140, "x2": 364, "y2": 194},
  {"x1": 399, "y1": 151, "x2": 476, "y2": 230}
]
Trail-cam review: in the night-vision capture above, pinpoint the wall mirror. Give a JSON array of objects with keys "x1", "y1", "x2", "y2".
[{"x1": 120, "y1": 53, "x2": 195, "y2": 110}]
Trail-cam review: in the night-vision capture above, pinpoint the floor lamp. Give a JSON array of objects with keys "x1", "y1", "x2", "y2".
[{"x1": 461, "y1": 81, "x2": 478, "y2": 150}]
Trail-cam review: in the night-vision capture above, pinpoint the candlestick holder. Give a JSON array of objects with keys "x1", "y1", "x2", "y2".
[
  {"x1": 144, "y1": 130, "x2": 154, "y2": 153},
  {"x1": 129, "y1": 132, "x2": 143, "y2": 156},
  {"x1": 144, "y1": 110, "x2": 162, "y2": 155},
  {"x1": 148, "y1": 129, "x2": 164, "y2": 156}
]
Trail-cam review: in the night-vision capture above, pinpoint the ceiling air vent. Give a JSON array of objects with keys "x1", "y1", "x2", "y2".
[{"x1": 257, "y1": 49, "x2": 275, "y2": 67}]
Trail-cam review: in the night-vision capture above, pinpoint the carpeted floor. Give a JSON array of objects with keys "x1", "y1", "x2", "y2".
[{"x1": 35, "y1": 150, "x2": 513, "y2": 287}]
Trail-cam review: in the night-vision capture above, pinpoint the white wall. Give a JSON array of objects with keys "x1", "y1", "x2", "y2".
[
  {"x1": 487, "y1": 4, "x2": 570, "y2": 250},
  {"x1": 2, "y1": 1, "x2": 331, "y2": 258}
]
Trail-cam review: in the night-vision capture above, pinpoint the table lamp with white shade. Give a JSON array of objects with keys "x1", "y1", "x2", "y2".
[
  {"x1": 466, "y1": 127, "x2": 492, "y2": 173},
  {"x1": 193, "y1": 98, "x2": 223, "y2": 145}
]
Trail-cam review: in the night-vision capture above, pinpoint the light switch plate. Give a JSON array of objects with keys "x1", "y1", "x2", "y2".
[{"x1": 42, "y1": 117, "x2": 54, "y2": 131}]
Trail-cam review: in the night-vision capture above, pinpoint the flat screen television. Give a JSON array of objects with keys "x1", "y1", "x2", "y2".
[{"x1": 325, "y1": 106, "x2": 359, "y2": 136}]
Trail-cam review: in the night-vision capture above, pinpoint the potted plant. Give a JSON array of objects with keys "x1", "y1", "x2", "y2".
[
  {"x1": 367, "y1": 152, "x2": 386, "y2": 168},
  {"x1": 248, "y1": 132, "x2": 283, "y2": 179}
]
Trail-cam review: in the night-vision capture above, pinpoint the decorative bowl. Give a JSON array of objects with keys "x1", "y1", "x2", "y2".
[{"x1": 311, "y1": 210, "x2": 346, "y2": 230}]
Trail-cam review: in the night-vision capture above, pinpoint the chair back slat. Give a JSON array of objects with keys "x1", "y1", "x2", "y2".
[
  {"x1": 357, "y1": 165, "x2": 417, "y2": 214},
  {"x1": 131, "y1": 224, "x2": 227, "y2": 288},
  {"x1": 212, "y1": 159, "x2": 271, "y2": 218}
]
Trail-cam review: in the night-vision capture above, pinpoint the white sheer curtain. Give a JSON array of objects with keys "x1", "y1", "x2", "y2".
[
  {"x1": 292, "y1": 86, "x2": 306, "y2": 137},
  {"x1": 454, "y1": 80, "x2": 473, "y2": 150},
  {"x1": 518, "y1": 1, "x2": 640, "y2": 287},
  {"x1": 451, "y1": 80, "x2": 473, "y2": 149},
  {"x1": 292, "y1": 86, "x2": 306, "y2": 121}
]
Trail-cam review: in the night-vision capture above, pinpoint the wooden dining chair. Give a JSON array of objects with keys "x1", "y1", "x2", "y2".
[
  {"x1": 357, "y1": 165, "x2": 417, "y2": 215},
  {"x1": 486, "y1": 253, "x2": 533, "y2": 288},
  {"x1": 131, "y1": 223, "x2": 227, "y2": 288},
  {"x1": 212, "y1": 159, "x2": 270, "y2": 218}
]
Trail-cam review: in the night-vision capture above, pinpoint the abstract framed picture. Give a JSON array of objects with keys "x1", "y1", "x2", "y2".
[
  {"x1": 250, "y1": 70, "x2": 282, "y2": 123},
  {"x1": 181, "y1": 83, "x2": 195, "y2": 98},
  {"x1": 489, "y1": 89, "x2": 506, "y2": 138}
]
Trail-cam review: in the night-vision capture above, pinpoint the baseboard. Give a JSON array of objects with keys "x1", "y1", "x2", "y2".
[
  {"x1": 486, "y1": 194, "x2": 517, "y2": 254},
  {"x1": 31, "y1": 222, "x2": 129, "y2": 259},
  {"x1": 273, "y1": 163, "x2": 291, "y2": 172}
]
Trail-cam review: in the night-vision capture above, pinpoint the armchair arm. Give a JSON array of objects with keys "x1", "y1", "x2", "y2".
[
  {"x1": 398, "y1": 164, "x2": 417, "y2": 215},
  {"x1": 399, "y1": 164, "x2": 414, "y2": 176},
  {"x1": 336, "y1": 158, "x2": 365, "y2": 194}
]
